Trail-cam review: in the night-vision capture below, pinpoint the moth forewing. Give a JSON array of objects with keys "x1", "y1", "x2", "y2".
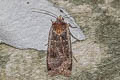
[{"x1": 47, "y1": 16, "x2": 72, "y2": 77}]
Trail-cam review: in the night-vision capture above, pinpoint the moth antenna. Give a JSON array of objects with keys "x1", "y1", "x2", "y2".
[
  {"x1": 31, "y1": 8, "x2": 57, "y2": 17},
  {"x1": 32, "y1": 11, "x2": 57, "y2": 18},
  {"x1": 59, "y1": 9, "x2": 74, "y2": 23},
  {"x1": 63, "y1": 15, "x2": 72, "y2": 18},
  {"x1": 38, "y1": 9, "x2": 58, "y2": 17},
  {"x1": 69, "y1": 23, "x2": 77, "y2": 28},
  {"x1": 59, "y1": 9, "x2": 71, "y2": 18}
]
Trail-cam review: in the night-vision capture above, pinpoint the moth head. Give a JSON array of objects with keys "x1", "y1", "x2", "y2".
[
  {"x1": 52, "y1": 15, "x2": 68, "y2": 35},
  {"x1": 56, "y1": 15, "x2": 64, "y2": 22}
]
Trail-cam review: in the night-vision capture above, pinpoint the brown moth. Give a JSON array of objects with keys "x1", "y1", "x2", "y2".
[
  {"x1": 47, "y1": 15, "x2": 72, "y2": 77},
  {"x1": 32, "y1": 9, "x2": 79, "y2": 77}
]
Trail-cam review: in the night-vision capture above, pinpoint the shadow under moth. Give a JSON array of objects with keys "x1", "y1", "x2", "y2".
[{"x1": 32, "y1": 9, "x2": 79, "y2": 77}]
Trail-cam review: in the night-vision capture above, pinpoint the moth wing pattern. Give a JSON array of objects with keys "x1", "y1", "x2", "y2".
[{"x1": 47, "y1": 23, "x2": 72, "y2": 77}]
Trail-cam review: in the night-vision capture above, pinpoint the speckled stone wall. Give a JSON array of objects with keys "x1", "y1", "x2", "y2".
[{"x1": 0, "y1": 0, "x2": 120, "y2": 80}]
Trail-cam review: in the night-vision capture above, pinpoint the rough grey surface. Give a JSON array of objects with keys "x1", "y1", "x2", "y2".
[
  {"x1": 0, "y1": 0, "x2": 120, "y2": 80},
  {"x1": 0, "y1": 0, "x2": 85, "y2": 50}
]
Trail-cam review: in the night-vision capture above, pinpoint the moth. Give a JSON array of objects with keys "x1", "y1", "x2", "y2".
[
  {"x1": 32, "y1": 9, "x2": 79, "y2": 77},
  {"x1": 47, "y1": 15, "x2": 72, "y2": 77}
]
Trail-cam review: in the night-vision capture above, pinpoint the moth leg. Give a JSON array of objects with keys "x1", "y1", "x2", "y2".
[
  {"x1": 73, "y1": 55, "x2": 78, "y2": 62},
  {"x1": 71, "y1": 40, "x2": 78, "y2": 44},
  {"x1": 69, "y1": 23, "x2": 78, "y2": 28},
  {"x1": 70, "y1": 31, "x2": 80, "y2": 41}
]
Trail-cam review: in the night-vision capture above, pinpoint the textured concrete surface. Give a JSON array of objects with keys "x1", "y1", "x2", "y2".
[{"x1": 0, "y1": 0, "x2": 120, "y2": 80}]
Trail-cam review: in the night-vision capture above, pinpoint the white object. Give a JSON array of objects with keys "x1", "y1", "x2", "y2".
[{"x1": 0, "y1": 0, "x2": 85, "y2": 50}]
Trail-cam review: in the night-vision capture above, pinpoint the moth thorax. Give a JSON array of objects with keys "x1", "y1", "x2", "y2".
[{"x1": 53, "y1": 23, "x2": 67, "y2": 35}]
